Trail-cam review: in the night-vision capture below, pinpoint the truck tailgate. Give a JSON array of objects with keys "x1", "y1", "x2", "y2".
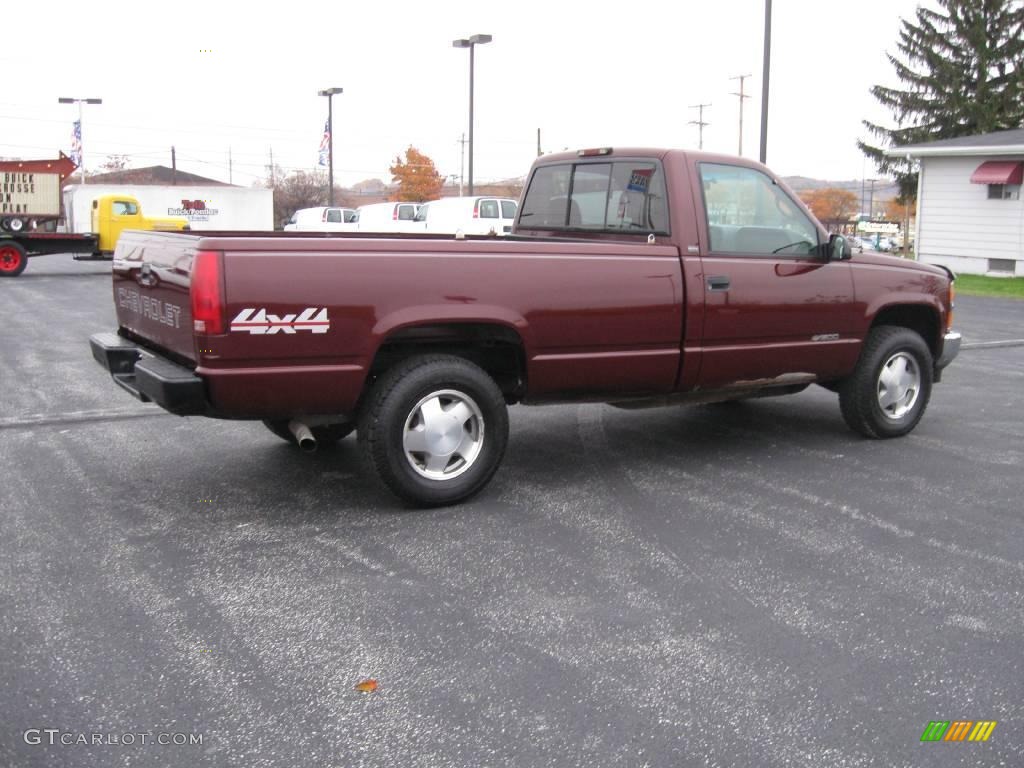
[{"x1": 111, "y1": 230, "x2": 200, "y2": 363}]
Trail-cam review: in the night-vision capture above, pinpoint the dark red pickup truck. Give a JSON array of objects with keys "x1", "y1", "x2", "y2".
[{"x1": 91, "y1": 148, "x2": 960, "y2": 506}]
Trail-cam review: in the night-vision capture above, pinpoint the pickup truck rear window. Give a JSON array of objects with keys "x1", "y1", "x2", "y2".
[{"x1": 519, "y1": 160, "x2": 669, "y2": 234}]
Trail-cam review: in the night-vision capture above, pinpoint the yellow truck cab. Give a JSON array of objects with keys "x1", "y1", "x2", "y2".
[{"x1": 90, "y1": 195, "x2": 188, "y2": 254}]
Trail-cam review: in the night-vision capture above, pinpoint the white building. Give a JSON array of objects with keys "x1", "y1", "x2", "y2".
[{"x1": 888, "y1": 127, "x2": 1024, "y2": 276}]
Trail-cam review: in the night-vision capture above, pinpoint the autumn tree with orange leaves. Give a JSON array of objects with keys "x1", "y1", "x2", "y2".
[
  {"x1": 389, "y1": 146, "x2": 444, "y2": 202},
  {"x1": 800, "y1": 188, "x2": 859, "y2": 224},
  {"x1": 883, "y1": 195, "x2": 915, "y2": 222}
]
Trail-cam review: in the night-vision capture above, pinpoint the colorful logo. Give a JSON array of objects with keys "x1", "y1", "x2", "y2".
[{"x1": 921, "y1": 721, "x2": 997, "y2": 742}]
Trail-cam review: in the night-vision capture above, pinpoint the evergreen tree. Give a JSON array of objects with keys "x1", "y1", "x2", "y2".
[{"x1": 860, "y1": 0, "x2": 1024, "y2": 197}]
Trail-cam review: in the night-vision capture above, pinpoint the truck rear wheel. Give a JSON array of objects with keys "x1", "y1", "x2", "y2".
[
  {"x1": 838, "y1": 325, "x2": 933, "y2": 438},
  {"x1": 0, "y1": 242, "x2": 27, "y2": 277},
  {"x1": 262, "y1": 420, "x2": 354, "y2": 446},
  {"x1": 358, "y1": 355, "x2": 509, "y2": 507}
]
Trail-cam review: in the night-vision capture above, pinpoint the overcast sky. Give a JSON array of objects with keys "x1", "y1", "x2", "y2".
[{"x1": 2, "y1": 0, "x2": 929, "y2": 188}]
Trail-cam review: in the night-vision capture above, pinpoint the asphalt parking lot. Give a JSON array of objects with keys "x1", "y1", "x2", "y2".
[{"x1": 2, "y1": 254, "x2": 1022, "y2": 768}]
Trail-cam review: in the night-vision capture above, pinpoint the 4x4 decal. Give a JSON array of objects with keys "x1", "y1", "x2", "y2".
[{"x1": 230, "y1": 308, "x2": 329, "y2": 334}]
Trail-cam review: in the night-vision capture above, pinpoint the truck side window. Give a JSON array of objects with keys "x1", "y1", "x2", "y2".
[
  {"x1": 326, "y1": 209, "x2": 342, "y2": 223},
  {"x1": 344, "y1": 210, "x2": 357, "y2": 223},
  {"x1": 478, "y1": 200, "x2": 499, "y2": 219},
  {"x1": 112, "y1": 201, "x2": 138, "y2": 216},
  {"x1": 501, "y1": 200, "x2": 517, "y2": 219},
  {"x1": 398, "y1": 205, "x2": 416, "y2": 221},
  {"x1": 699, "y1": 163, "x2": 818, "y2": 255}
]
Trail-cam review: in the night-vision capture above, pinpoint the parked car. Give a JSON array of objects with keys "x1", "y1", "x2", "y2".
[
  {"x1": 283, "y1": 207, "x2": 359, "y2": 232},
  {"x1": 356, "y1": 202, "x2": 421, "y2": 233},
  {"x1": 414, "y1": 196, "x2": 518, "y2": 236}
]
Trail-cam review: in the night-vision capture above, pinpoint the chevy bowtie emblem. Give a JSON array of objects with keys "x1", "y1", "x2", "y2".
[{"x1": 229, "y1": 307, "x2": 330, "y2": 334}]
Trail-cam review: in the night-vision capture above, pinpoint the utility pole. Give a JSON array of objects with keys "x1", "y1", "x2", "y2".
[
  {"x1": 730, "y1": 74, "x2": 751, "y2": 156},
  {"x1": 759, "y1": 0, "x2": 772, "y2": 163},
  {"x1": 537, "y1": 128, "x2": 542, "y2": 157},
  {"x1": 269, "y1": 147, "x2": 275, "y2": 186},
  {"x1": 861, "y1": 160, "x2": 866, "y2": 219},
  {"x1": 868, "y1": 179, "x2": 877, "y2": 219},
  {"x1": 458, "y1": 133, "x2": 467, "y2": 196},
  {"x1": 228, "y1": 147, "x2": 233, "y2": 185},
  {"x1": 171, "y1": 146, "x2": 177, "y2": 185},
  {"x1": 688, "y1": 103, "x2": 711, "y2": 150}
]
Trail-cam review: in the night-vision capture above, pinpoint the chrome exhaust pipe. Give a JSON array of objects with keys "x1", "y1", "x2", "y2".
[{"x1": 288, "y1": 420, "x2": 317, "y2": 453}]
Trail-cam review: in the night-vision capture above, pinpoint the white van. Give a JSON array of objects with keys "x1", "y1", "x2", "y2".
[
  {"x1": 414, "y1": 196, "x2": 518, "y2": 236},
  {"x1": 284, "y1": 207, "x2": 358, "y2": 232},
  {"x1": 355, "y1": 202, "x2": 421, "y2": 233}
]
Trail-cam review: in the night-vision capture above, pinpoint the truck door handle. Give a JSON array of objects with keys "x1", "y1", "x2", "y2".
[{"x1": 707, "y1": 275, "x2": 730, "y2": 291}]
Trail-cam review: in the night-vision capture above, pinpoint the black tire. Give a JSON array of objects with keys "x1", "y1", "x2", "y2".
[
  {"x1": 358, "y1": 354, "x2": 509, "y2": 507},
  {"x1": 0, "y1": 242, "x2": 28, "y2": 277},
  {"x1": 262, "y1": 419, "x2": 354, "y2": 446},
  {"x1": 838, "y1": 325, "x2": 933, "y2": 438}
]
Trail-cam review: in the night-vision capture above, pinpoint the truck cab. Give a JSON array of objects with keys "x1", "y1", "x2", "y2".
[{"x1": 90, "y1": 195, "x2": 188, "y2": 254}]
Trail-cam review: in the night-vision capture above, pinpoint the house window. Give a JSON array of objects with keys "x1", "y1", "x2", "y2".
[
  {"x1": 988, "y1": 184, "x2": 1020, "y2": 200},
  {"x1": 988, "y1": 258, "x2": 1016, "y2": 274}
]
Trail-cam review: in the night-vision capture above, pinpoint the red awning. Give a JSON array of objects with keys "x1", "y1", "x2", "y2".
[{"x1": 970, "y1": 161, "x2": 1023, "y2": 185}]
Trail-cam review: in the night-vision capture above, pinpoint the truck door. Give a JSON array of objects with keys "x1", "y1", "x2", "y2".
[
  {"x1": 98, "y1": 198, "x2": 143, "y2": 253},
  {"x1": 693, "y1": 162, "x2": 860, "y2": 389}
]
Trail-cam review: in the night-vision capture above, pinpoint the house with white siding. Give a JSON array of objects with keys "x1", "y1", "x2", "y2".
[{"x1": 886, "y1": 127, "x2": 1024, "y2": 276}]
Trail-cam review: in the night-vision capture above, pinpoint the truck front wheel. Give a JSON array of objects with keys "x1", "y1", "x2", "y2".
[
  {"x1": 358, "y1": 355, "x2": 509, "y2": 507},
  {"x1": 839, "y1": 325, "x2": 933, "y2": 438}
]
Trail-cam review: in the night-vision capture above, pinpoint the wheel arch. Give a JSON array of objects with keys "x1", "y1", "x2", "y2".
[
  {"x1": 868, "y1": 302, "x2": 942, "y2": 359},
  {"x1": 368, "y1": 320, "x2": 528, "y2": 403}
]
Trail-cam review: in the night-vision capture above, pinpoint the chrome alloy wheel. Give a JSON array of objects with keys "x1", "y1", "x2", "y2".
[
  {"x1": 876, "y1": 351, "x2": 920, "y2": 420},
  {"x1": 402, "y1": 389, "x2": 485, "y2": 480}
]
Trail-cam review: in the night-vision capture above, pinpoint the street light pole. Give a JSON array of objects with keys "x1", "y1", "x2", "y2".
[
  {"x1": 453, "y1": 34, "x2": 492, "y2": 196},
  {"x1": 58, "y1": 97, "x2": 102, "y2": 184},
  {"x1": 759, "y1": 0, "x2": 772, "y2": 163},
  {"x1": 318, "y1": 87, "x2": 343, "y2": 206}
]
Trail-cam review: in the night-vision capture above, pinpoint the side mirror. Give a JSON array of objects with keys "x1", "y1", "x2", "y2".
[{"x1": 828, "y1": 233, "x2": 851, "y2": 261}]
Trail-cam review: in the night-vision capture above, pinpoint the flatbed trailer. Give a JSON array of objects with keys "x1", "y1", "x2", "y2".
[{"x1": 0, "y1": 233, "x2": 105, "y2": 278}]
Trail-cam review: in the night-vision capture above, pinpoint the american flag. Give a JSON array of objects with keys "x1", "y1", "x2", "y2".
[
  {"x1": 317, "y1": 119, "x2": 330, "y2": 167},
  {"x1": 70, "y1": 120, "x2": 82, "y2": 167}
]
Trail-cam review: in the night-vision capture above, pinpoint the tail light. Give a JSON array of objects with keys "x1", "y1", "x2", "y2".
[
  {"x1": 472, "y1": 200, "x2": 479, "y2": 219},
  {"x1": 947, "y1": 280, "x2": 955, "y2": 331},
  {"x1": 392, "y1": 206, "x2": 399, "y2": 220},
  {"x1": 191, "y1": 250, "x2": 225, "y2": 334}
]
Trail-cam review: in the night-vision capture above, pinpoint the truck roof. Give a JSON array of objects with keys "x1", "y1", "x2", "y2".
[{"x1": 533, "y1": 146, "x2": 776, "y2": 173}]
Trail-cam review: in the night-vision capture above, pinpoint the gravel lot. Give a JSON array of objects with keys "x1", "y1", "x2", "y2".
[{"x1": 2, "y1": 254, "x2": 1022, "y2": 767}]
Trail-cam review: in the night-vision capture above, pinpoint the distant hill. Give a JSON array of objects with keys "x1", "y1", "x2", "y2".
[{"x1": 782, "y1": 176, "x2": 899, "y2": 203}]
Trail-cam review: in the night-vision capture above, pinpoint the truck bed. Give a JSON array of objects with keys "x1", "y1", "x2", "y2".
[{"x1": 111, "y1": 229, "x2": 688, "y2": 419}]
